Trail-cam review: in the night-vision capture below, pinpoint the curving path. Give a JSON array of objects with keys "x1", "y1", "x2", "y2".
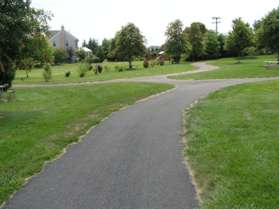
[
  {"x1": 3, "y1": 63, "x2": 279, "y2": 209},
  {"x1": 13, "y1": 62, "x2": 219, "y2": 88}
]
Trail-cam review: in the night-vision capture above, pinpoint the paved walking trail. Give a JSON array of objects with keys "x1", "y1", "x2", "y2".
[{"x1": 3, "y1": 63, "x2": 279, "y2": 209}]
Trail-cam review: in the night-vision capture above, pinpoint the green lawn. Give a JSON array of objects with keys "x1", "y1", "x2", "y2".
[
  {"x1": 15, "y1": 61, "x2": 192, "y2": 84},
  {"x1": 0, "y1": 82, "x2": 172, "y2": 205},
  {"x1": 185, "y1": 80, "x2": 279, "y2": 209},
  {"x1": 171, "y1": 55, "x2": 279, "y2": 80}
]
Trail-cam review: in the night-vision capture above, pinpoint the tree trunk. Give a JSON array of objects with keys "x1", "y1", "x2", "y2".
[{"x1": 128, "y1": 59, "x2": 132, "y2": 69}]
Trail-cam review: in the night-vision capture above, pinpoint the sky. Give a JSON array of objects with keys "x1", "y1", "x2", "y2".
[{"x1": 32, "y1": 0, "x2": 278, "y2": 47}]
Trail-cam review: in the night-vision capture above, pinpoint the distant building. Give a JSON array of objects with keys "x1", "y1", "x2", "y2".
[
  {"x1": 48, "y1": 26, "x2": 79, "y2": 51},
  {"x1": 148, "y1": 46, "x2": 161, "y2": 54}
]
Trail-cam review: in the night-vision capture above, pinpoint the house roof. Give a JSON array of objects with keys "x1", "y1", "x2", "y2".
[
  {"x1": 47, "y1": 30, "x2": 59, "y2": 38},
  {"x1": 47, "y1": 27, "x2": 78, "y2": 41}
]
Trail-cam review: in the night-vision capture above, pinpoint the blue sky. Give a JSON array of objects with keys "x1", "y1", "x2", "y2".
[{"x1": 32, "y1": 0, "x2": 278, "y2": 46}]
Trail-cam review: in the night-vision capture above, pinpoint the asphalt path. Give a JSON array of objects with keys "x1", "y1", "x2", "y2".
[{"x1": 3, "y1": 63, "x2": 279, "y2": 209}]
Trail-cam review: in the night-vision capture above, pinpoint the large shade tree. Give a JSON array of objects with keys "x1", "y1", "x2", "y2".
[
  {"x1": 0, "y1": 0, "x2": 50, "y2": 89},
  {"x1": 115, "y1": 23, "x2": 146, "y2": 69},
  {"x1": 165, "y1": 19, "x2": 190, "y2": 63},
  {"x1": 225, "y1": 18, "x2": 254, "y2": 58},
  {"x1": 204, "y1": 30, "x2": 220, "y2": 59},
  {"x1": 260, "y1": 8, "x2": 279, "y2": 61},
  {"x1": 185, "y1": 22, "x2": 207, "y2": 61}
]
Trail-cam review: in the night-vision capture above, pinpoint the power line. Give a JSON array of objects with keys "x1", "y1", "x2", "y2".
[{"x1": 212, "y1": 17, "x2": 221, "y2": 33}]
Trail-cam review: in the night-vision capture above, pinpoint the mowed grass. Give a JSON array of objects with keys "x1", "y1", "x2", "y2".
[
  {"x1": 171, "y1": 55, "x2": 279, "y2": 80},
  {"x1": 185, "y1": 80, "x2": 279, "y2": 209},
  {"x1": 0, "y1": 82, "x2": 173, "y2": 205},
  {"x1": 15, "y1": 61, "x2": 193, "y2": 84}
]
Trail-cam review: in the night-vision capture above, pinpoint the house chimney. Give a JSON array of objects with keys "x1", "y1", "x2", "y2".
[{"x1": 60, "y1": 25, "x2": 65, "y2": 50}]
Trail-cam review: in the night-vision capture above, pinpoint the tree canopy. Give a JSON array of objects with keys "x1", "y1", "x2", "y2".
[
  {"x1": 0, "y1": 0, "x2": 50, "y2": 88},
  {"x1": 186, "y1": 22, "x2": 207, "y2": 61},
  {"x1": 165, "y1": 19, "x2": 190, "y2": 63},
  {"x1": 225, "y1": 18, "x2": 254, "y2": 57},
  {"x1": 259, "y1": 8, "x2": 279, "y2": 60},
  {"x1": 115, "y1": 23, "x2": 146, "y2": 69}
]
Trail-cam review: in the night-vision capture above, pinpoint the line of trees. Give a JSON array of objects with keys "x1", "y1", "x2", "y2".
[
  {"x1": 164, "y1": 7, "x2": 279, "y2": 63},
  {"x1": 1, "y1": 1, "x2": 279, "y2": 89}
]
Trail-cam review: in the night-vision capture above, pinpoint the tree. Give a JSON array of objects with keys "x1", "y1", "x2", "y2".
[
  {"x1": 225, "y1": 18, "x2": 254, "y2": 58},
  {"x1": 218, "y1": 34, "x2": 227, "y2": 57},
  {"x1": 204, "y1": 30, "x2": 220, "y2": 59},
  {"x1": 101, "y1": 39, "x2": 112, "y2": 60},
  {"x1": 19, "y1": 32, "x2": 53, "y2": 66},
  {"x1": 260, "y1": 8, "x2": 279, "y2": 61},
  {"x1": 53, "y1": 49, "x2": 68, "y2": 64},
  {"x1": 85, "y1": 38, "x2": 99, "y2": 55},
  {"x1": 115, "y1": 23, "x2": 146, "y2": 69},
  {"x1": 186, "y1": 22, "x2": 207, "y2": 61},
  {"x1": 75, "y1": 48, "x2": 87, "y2": 60},
  {"x1": 165, "y1": 20, "x2": 190, "y2": 63},
  {"x1": 0, "y1": 0, "x2": 50, "y2": 89}
]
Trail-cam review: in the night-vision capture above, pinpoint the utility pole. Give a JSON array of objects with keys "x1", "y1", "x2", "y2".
[{"x1": 212, "y1": 17, "x2": 221, "y2": 33}]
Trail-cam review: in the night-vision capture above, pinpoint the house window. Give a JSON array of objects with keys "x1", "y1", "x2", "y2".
[
  {"x1": 66, "y1": 41, "x2": 69, "y2": 47},
  {"x1": 53, "y1": 42, "x2": 56, "y2": 47}
]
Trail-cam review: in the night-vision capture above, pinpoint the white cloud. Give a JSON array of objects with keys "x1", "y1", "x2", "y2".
[{"x1": 32, "y1": 0, "x2": 278, "y2": 46}]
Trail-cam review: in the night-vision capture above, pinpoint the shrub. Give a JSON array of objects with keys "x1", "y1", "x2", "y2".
[
  {"x1": 89, "y1": 64, "x2": 93, "y2": 71},
  {"x1": 75, "y1": 49, "x2": 87, "y2": 60},
  {"x1": 65, "y1": 71, "x2": 71, "y2": 77},
  {"x1": 96, "y1": 64, "x2": 103, "y2": 74},
  {"x1": 114, "y1": 65, "x2": 126, "y2": 72},
  {"x1": 18, "y1": 57, "x2": 35, "y2": 78},
  {"x1": 85, "y1": 54, "x2": 100, "y2": 64},
  {"x1": 150, "y1": 60, "x2": 158, "y2": 67},
  {"x1": 43, "y1": 64, "x2": 52, "y2": 82},
  {"x1": 242, "y1": 47, "x2": 258, "y2": 57},
  {"x1": 143, "y1": 59, "x2": 149, "y2": 68},
  {"x1": 78, "y1": 63, "x2": 90, "y2": 77},
  {"x1": 53, "y1": 49, "x2": 68, "y2": 64}
]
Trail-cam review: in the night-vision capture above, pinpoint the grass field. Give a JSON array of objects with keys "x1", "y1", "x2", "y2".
[
  {"x1": 0, "y1": 82, "x2": 172, "y2": 205},
  {"x1": 15, "y1": 61, "x2": 193, "y2": 84},
  {"x1": 185, "y1": 80, "x2": 279, "y2": 209},
  {"x1": 171, "y1": 55, "x2": 279, "y2": 80}
]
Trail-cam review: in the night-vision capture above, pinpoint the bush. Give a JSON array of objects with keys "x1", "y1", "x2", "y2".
[
  {"x1": 150, "y1": 60, "x2": 158, "y2": 67},
  {"x1": 75, "y1": 49, "x2": 87, "y2": 61},
  {"x1": 89, "y1": 64, "x2": 93, "y2": 71},
  {"x1": 78, "y1": 63, "x2": 90, "y2": 77},
  {"x1": 85, "y1": 54, "x2": 100, "y2": 64},
  {"x1": 43, "y1": 64, "x2": 52, "y2": 82},
  {"x1": 114, "y1": 65, "x2": 126, "y2": 72},
  {"x1": 143, "y1": 59, "x2": 149, "y2": 68},
  {"x1": 17, "y1": 57, "x2": 35, "y2": 78},
  {"x1": 242, "y1": 47, "x2": 258, "y2": 57},
  {"x1": 53, "y1": 49, "x2": 68, "y2": 64},
  {"x1": 94, "y1": 64, "x2": 103, "y2": 75},
  {"x1": 65, "y1": 71, "x2": 71, "y2": 77}
]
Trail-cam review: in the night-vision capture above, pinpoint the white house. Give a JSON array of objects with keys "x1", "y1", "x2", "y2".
[{"x1": 48, "y1": 26, "x2": 79, "y2": 51}]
